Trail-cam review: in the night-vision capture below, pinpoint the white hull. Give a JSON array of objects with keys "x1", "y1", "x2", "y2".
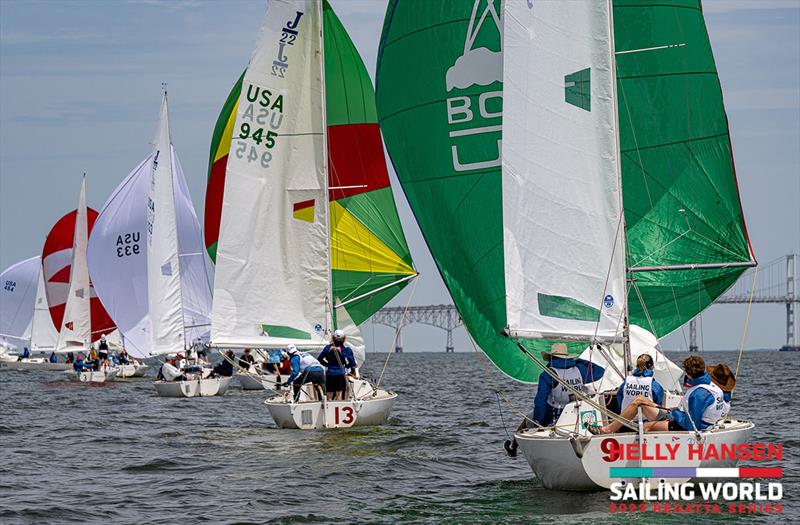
[
  {"x1": 0, "y1": 357, "x2": 69, "y2": 371},
  {"x1": 264, "y1": 379, "x2": 397, "y2": 430},
  {"x1": 238, "y1": 371, "x2": 281, "y2": 390},
  {"x1": 64, "y1": 368, "x2": 119, "y2": 383},
  {"x1": 153, "y1": 376, "x2": 232, "y2": 398},
  {"x1": 115, "y1": 363, "x2": 148, "y2": 378},
  {"x1": 515, "y1": 396, "x2": 755, "y2": 490}
]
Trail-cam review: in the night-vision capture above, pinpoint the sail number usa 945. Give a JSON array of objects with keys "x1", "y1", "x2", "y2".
[{"x1": 235, "y1": 84, "x2": 285, "y2": 169}]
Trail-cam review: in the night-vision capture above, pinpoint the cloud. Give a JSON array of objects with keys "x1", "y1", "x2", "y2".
[
  {"x1": 702, "y1": 0, "x2": 799, "y2": 13},
  {"x1": 445, "y1": 47, "x2": 502, "y2": 91},
  {"x1": 0, "y1": 30, "x2": 103, "y2": 45}
]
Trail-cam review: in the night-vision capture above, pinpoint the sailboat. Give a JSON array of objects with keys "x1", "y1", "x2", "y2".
[
  {"x1": 51, "y1": 178, "x2": 118, "y2": 383},
  {"x1": 0, "y1": 256, "x2": 64, "y2": 371},
  {"x1": 88, "y1": 92, "x2": 220, "y2": 396},
  {"x1": 376, "y1": 0, "x2": 755, "y2": 489},
  {"x1": 206, "y1": 0, "x2": 415, "y2": 428}
]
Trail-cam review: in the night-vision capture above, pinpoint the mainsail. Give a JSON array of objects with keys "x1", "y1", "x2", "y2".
[
  {"x1": 42, "y1": 203, "x2": 115, "y2": 343},
  {"x1": 55, "y1": 178, "x2": 93, "y2": 351},
  {"x1": 375, "y1": 0, "x2": 753, "y2": 382},
  {"x1": 87, "y1": 96, "x2": 212, "y2": 359},
  {"x1": 210, "y1": 0, "x2": 329, "y2": 348},
  {"x1": 206, "y1": 0, "x2": 415, "y2": 346}
]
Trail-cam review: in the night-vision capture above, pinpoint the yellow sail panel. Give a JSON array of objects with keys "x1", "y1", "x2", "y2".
[
  {"x1": 213, "y1": 100, "x2": 240, "y2": 164},
  {"x1": 330, "y1": 201, "x2": 415, "y2": 275}
]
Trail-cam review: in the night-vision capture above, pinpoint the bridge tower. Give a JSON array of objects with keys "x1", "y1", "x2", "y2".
[
  {"x1": 784, "y1": 254, "x2": 798, "y2": 351},
  {"x1": 689, "y1": 317, "x2": 699, "y2": 352}
]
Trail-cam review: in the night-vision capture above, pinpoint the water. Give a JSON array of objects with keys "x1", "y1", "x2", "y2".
[{"x1": 1, "y1": 351, "x2": 797, "y2": 524}]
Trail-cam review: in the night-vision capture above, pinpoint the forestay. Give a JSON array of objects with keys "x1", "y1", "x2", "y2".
[
  {"x1": 211, "y1": 0, "x2": 329, "y2": 348},
  {"x1": 56, "y1": 178, "x2": 93, "y2": 352},
  {"x1": 502, "y1": 1, "x2": 626, "y2": 342}
]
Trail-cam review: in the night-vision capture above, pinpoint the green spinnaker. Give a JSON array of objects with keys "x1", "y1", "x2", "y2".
[{"x1": 375, "y1": 0, "x2": 752, "y2": 383}]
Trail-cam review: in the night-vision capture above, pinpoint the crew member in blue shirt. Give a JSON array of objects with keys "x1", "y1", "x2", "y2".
[
  {"x1": 17, "y1": 347, "x2": 30, "y2": 361},
  {"x1": 505, "y1": 343, "x2": 605, "y2": 456},
  {"x1": 615, "y1": 353, "x2": 664, "y2": 418},
  {"x1": 49, "y1": 352, "x2": 58, "y2": 363},
  {"x1": 589, "y1": 355, "x2": 725, "y2": 434},
  {"x1": 281, "y1": 344, "x2": 326, "y2": 401},
  {"x1": 318, "y1": 330, "x2": 357, "y2": 400}
]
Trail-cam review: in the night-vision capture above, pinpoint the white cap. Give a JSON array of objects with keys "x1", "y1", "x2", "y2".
[
  {"x1": 333, "y1": 329, "x2": 345, "y2": 339},
  {"x1": 286, "y1": 344, "x2": 298, "y2": 354}
]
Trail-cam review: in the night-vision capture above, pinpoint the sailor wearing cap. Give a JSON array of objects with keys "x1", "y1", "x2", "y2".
[
  {"x1": 317, "y1": 329, "x2": 357, "y2": 401},
  {"x1": 505, "y1": 343, "x2": 605, "y2": 457},
  {"x1": 281, "y1": 344, "x2": 326, "y2": 401}
]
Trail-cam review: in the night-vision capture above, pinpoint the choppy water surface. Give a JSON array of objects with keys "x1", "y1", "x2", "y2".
[{"x1": 1, "y1": 351, "x2": 797, "y2": 524}]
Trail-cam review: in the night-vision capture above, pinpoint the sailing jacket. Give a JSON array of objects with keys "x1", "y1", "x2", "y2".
[
  {"x1": 532, "y1": 357, "x2": 605, "y2": 426},
  {"x1": 615, "y1": 369, "x2": 664, "y2": 412},
  {"x1": 285, "y1": 352, "x2": 324, "y2": 384},
  {"x1": 317, "y1": 344, "x2": 357, "y2": 376},
  {"x1": 668, "y1": 372, "x2": 723, "y2": 431}
]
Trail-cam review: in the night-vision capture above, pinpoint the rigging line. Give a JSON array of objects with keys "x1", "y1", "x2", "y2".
[
  {"x1": 375, "y1": 276, "x2": 418, "y2": 389},
  {"x1": 496, "y1": 392, "x2": 513, "y2": 442},
  {"x1": 630, "y1": 278, "x2": 682, "y2": 392},
  {"x1": 517, "y1": 343, "x2": 638, "y2": 431},
  {"x1": 629, "y1": 229, "x2": 690, "y2": 268},
  {"x1": 734, "y1": 266, "x2": 759, "y2": 383},
  {"x1": 618, "y1": 76, "x2": 654, "y2": 210},
  {"x1": 466, "y1": 332, "x2": 546, "y2": 430}
]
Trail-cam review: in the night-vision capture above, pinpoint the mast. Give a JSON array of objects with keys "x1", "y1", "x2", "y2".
[
  {"x1": 319, "y1": 0, "x2": 332, "y2": 336},
  {"x1": 607, "y1": 0, "x2": 632, "y2": 373}
]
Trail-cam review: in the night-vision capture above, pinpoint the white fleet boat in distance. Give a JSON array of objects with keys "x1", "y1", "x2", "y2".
[
  {"x1": 375, "y1": 0, "x2": 756, "y2": 489},
  {"x1": 205, "y1": 0, "x2": 416, "y2": 428},
  {"x1": 54, "y1": 178, "x2": 118, "y2": 383},
  {"x1": 88, "y1": 91, "x2": 221, "y2": 397},
  {"x1": 0, "y1": 256, "x2": 65, "y2": 371}
]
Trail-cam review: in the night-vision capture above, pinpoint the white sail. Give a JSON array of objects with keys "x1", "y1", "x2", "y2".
[
  {"x1": 147, "y1": 94, "x2": 185, "y2": 355},
  {"x1": 211, "y1": 0, "x2": 329, "y2": 349},
  {"x1": 31, "y1": 263, "x2": 58, "y2": 351},
  {"x1": 87, "y1": 147, "x2": 211, "y2": 359},
  {"x1": 335, "y1": 303, "x2": 365, "y2": 365},
  {"x1": 502, "y1": 0, "x2": 626, "y2": 342},
  {"x1": 57, "y1": 177, "x2": 93, "y2": 351},
  {"x1": 0, "y1": 256, "x2": 40, "y2": 349}
]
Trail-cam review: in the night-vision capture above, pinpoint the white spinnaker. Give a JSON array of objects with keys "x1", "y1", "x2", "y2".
[
  {"x1": 57, "y1": 178, "x2": 93, "y2": 351},
  {"x1": 147, "y1": 94, "x2": 185, "y2": 355},
  {"x1": 502, "y1": 1, "x2": 626, "y2": 342},
  {"x1": 31, "y1": 264, "x2": 58, "y2": 351},
  {"x1": 581, "y1": 324, "x2": 684, "y2": 393},
  {"x1": 211, "y1": 0, "x2": 329, "y2": 349},
  {"x1": 87, "y1": 148, "x2": 211, "y2": 359},
  {"x1": 0, "y1": 256, "x2": 40, "y2": 348}
]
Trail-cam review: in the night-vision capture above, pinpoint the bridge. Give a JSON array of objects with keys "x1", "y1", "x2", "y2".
[
  {"x1": 690, "y1": 253, "x2": 798, "y2": 352},
  {"x1": 371, "y1": 253, "x2": 799, "y2": 352}
]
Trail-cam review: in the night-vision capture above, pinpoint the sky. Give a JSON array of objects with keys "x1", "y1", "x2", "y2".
[{"x1": 1, "y1": 0, "x2": 798, "y2": 353}]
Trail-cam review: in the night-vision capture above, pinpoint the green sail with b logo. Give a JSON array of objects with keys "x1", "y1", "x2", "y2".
[{"x1": 376, "y1": 0, "x2": 753, "y2": 382}]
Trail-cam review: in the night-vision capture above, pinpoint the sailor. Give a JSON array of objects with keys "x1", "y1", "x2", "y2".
[
  {"x1": 175, "y1": 353, "x2": 187, "y2": 370},
  {"x1": 211, "y1": 349, "x2": 235, "y2": 377},
  {"x1": 159, "y1": 356, "x2": 186, "y2": 382},
  {"x1": 117, "y1": 349, "x2": 130, "y2": 365},
  {"x1": 590, "y1": 355, "x2": 725, "y2": 434},
  {"x1": 18, "y1": 347, "x2": 30, "y2": 361},
  {"x1": 505, "y1": 343, "x2": 605, "y2": 457},
  {"x1": 706, "y1": 363, "x2": 735, "y2": 416},
  {"x1": 66, "y1": 352, "x2": 74, "y2": 364},
  {"x1": 239, "y1": 348, "x2": 256, "y2": 370},
  {"x1": 97, "y1": 334, "x2": 110, "y2": 367},
  {"x1": 73, "y1": 353, "x2": 93, "y2": 372},
  {"x1": 281, "y1": 344, "x2": 326, "y2": 401},
  {"x1": 49, "y1": 352, "x2": 58, "y2": 363},
  {"x1": 317, "y1": 330, "x2": 357, "y2": 401},
  {"x1": 615, "y1": 353, "x2": 664, "y2": 422}
]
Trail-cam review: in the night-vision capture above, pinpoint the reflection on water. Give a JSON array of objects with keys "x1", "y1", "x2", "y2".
[{"x1": 0, "y1": 351, "x2": 796, "y2": 524}]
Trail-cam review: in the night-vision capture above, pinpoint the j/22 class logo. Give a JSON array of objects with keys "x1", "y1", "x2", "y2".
[
  {"x1": 116, "y1": 232, "x2": 141, "y2": 258},
  {"x1": 445, "y1": 0, "x2": 503, "y2": 173}
]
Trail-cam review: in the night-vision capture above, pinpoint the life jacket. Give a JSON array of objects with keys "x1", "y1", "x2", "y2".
[
  {"x1": 683, "y1": 382, "x2": 726, "y2": 427},
  {"x1": 547, "y1": 366, "x2": 583, "y2": 412},
  {"x1": 620, "y1": 375, "x2": 655, "y2": 413},
  {"x1": 298, "y1": 352, "x2": 322, "y2": 372}
]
